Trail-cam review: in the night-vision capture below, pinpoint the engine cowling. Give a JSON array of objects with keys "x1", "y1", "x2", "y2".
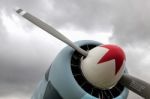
[{"x1": 32, "y1": 40, "x2": 129, "y2": 99}]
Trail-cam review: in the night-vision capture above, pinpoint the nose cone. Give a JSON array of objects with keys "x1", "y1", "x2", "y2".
[{"x1": 81, "y1": 44, "x2": 126, "y2": 89}]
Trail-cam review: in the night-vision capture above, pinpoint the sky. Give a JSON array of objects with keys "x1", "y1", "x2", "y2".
[{"x1": 0, "y1": 0, "x2": 150, "y2": 99}]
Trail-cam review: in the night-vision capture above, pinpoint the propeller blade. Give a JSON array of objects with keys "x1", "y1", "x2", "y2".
[
  {"x1": 15, "y1": 8, "x2": 88, "y2": 56},
  {"x1": 119, "y1": 74, "x2": 150, "y2": 99}
]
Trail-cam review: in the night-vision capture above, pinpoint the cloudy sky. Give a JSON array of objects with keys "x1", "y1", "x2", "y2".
[{"x1": 0, "y1": 0, "x2": 150, "y2": 99}]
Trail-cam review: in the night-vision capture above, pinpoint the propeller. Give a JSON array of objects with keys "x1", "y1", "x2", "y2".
[
  {"x1": 15, "y1": 8, "x2": 88, "y2": 57},
  {"x1": 120, "y1": 74, "x2": 150, "y2": 99},
  {"x1": 15, "y1": 8, "x2": 150, "y2": 99}
]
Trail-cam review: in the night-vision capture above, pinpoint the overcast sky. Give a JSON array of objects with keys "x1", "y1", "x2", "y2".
[{"x1": 0, "y1": 0, "x2": 150, "y2": 99}]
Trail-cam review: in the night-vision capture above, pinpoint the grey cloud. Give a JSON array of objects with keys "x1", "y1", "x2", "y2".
[
  {"x1": 0, "y1": 11, "x2": 9, "y2": 41},
  {"x1": 0, "y1": 0, "x2": 113, "y2": 33},
  {"x1": 47, "y1": 0, "x2": 113, "y2": 32},
  {"x1": 0, "y1": 0, "x2": 150, "y2": 99},
  {"x1": 0, "y1": 23, "x2": 7, "y2": 41},
  {"x1": 109, "y1": 0, "x2": 150, "y2": 82},
  {"x1": 109, "y1": 1, "x2": 150, "y2": 98},
  {"x1": 110, "y1": 0, "x2": 150, "y2": 45},
  {"x1": 124, "y1": 45, "x2": 150, "y2": 99},
  {"x1": 0, "y1": 0, "x2": 53, "y2": 32},
  {"x1": 125, "y1": 45, "x2": 150, "y2": 79},
  {"x1": 0, "y1": 32, "x2": 60, "y2": 97}
]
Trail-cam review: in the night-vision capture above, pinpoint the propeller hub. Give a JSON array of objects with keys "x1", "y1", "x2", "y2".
[{"x1": 81, "y1": 44, "x2": 126, "y2": 89}]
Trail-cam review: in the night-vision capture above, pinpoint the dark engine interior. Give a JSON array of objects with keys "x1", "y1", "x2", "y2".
[{"x1": 71, "y1": 44, "x2": 124, "y2": 99}]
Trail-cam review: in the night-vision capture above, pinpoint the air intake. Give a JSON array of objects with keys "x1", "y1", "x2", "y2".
[{"x1": 71, "y1": 44, "x2": 124, "y2": 99}]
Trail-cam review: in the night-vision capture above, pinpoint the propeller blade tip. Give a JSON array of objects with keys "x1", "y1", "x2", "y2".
[{"x1": 15, "y1": 7, "x2": 26, "y2": 16}]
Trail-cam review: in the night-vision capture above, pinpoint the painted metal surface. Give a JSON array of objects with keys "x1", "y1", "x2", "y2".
[{"x1": 32, "y1": 40, "x2": 128, "y2": 99}]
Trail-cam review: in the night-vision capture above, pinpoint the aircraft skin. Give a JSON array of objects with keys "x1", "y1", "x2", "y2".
[{"x1": 31, "y1": 40, "x2": 129, "y2": 99}]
